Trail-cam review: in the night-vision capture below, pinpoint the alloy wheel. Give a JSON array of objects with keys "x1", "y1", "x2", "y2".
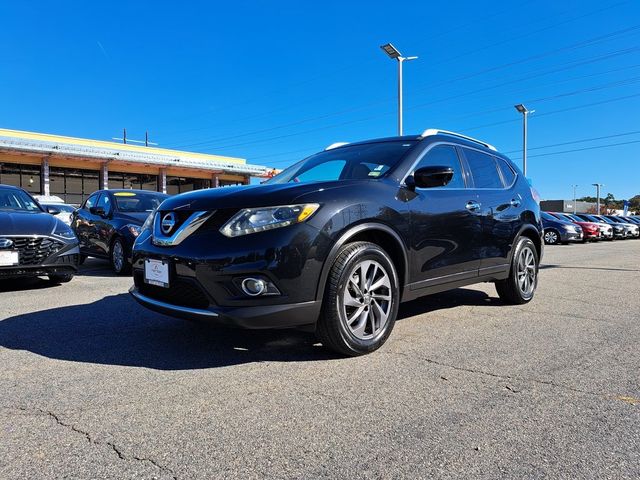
[
  {"x1": 112, "y1": 240, "x2": 124, "y2": 272},
  {"x1": 341, "y1": 259, "x2": 392, "y2": 340},
  {"x1": 516, "y1": 246, "x2": 536, "y2": 297},
  {"x1": 544, "y1": 231, "x2": 558, "y2": 244}
]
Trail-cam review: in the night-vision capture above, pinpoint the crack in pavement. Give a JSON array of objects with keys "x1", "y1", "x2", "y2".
[
  {"x1": 381, "y1": 350, "x2": 627, "y2": 400},
  {"x1": 11, "y1": 406, "x2": 178, "y2": 479}
]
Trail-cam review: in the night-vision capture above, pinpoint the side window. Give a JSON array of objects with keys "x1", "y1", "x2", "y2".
[
  {"x1": 464, "y1": 149, "x2": 503, "y2": 189},
  {"x1": 496, "y1": 157, "x2": 516, "y2": 186},
  {"x1": 415, "y1": 145, "x2": 465, "y2": 188},
  {"x1": 96, "y1": 193, "x2": 111, "y2": 214},
  {"x1": 84, "y1": 194, "x2": 98, "y2": 210}
]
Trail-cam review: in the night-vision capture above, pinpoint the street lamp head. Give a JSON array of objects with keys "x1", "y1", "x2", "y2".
[
  {"x1": 515, "y1": 104, "x2": 528, "y2": 114},
  {"x1": 405, "y1": 56, "x2": 419, "y2": 61},
  {"x1": 380, "y1": 43, "x2": 401, "y2": 59}
]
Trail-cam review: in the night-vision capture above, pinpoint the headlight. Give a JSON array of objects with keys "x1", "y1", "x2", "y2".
[
  {"x1": 220, "y1": 204, "x2": 320, "y2": 238},
  {"x1": 564, "y1": 225, "x2": 578, "y2": 233},
  {"x1": 53, "y1": 222, "x2": 76, "y2": 240},
  {"x1": 126, "y1": 224, "x2": 142, "y2": 237},
  {"x1": 140, "y1": 211, "x2": 156, "y2": 233}
]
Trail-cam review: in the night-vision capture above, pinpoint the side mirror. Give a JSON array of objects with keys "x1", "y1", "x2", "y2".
[
  {"x1": 90, "y1": 206, "x2": 106, "y2": 217},
  {"x1": 46, "y1": 206, "x2": 60, "y2": 215},
  {"x1": 409, "y1": 166, "x2": 454, "y2": 189}
]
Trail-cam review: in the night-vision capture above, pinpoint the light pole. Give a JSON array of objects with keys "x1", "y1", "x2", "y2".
[
  {"x1": 514, "y1": 104, "x2": 534, "y2": 177},
  {"x1": 572, "y1": 184, "x2": 578, "y2": 213},
  {"x1": 592, "y1": 183, "x2": 604, "y2": 215},
  {"x1": 380, "y1": 43, "x2": 418, "y2": 136}
]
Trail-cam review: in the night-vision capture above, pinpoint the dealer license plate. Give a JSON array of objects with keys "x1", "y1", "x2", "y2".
[
  {"x1": 144, "y1": 259, "x2": 169, "y2": 287},
  {"x1": 0, "y1": 251, "x2": 19, "y2": 266}
]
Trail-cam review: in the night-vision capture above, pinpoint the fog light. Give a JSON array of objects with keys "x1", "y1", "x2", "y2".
[{"x1": 241, "y1": 278, "x2": 267, "y2": 296}]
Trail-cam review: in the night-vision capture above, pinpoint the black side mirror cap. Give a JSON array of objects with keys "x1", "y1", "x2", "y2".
[
  {"x1": 413, "y1": 166, "x2": 455, "y2": 189},
  {"x1": 46, "y1": 206, "x2": 60, "y2": 215},
  {"x1": 90, "y1": 206, "x2": 106, "y2": 217}
]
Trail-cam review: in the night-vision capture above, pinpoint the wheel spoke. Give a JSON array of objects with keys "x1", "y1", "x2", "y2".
[
  {"x1": 367, "y1": 263, "x2": 378, "y2": 290},
  {"x1": 369, "y1": 274, "x2": 390, "y2": 292},
  {"x1": 372, "y1": 299, "x2": 386, "y2": 321},
  {"x1": 351, "y1": 308, "x2": 369, "y2": 337},
  {"x1": 347, "y1": 305, "x2": 366, "y2": 325},
  {"x1": 349, "y1": 277, "x2": 364, "y2": 298},
  {"x1": 343, "y1": 288, "x2": 361, "y2": 307}
]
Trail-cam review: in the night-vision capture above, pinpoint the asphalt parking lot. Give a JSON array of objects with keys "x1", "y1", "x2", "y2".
[{"x1": 1, "y1": 241, "x2": 639, "y2": 479}]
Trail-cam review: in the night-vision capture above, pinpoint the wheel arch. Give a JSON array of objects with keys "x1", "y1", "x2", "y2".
[
  {"x1": 515, "y1": 224, "x2": 543, "y2": 262},
  {"x1": 315, "y1": 223, "x2": 408, "y2": 303}
]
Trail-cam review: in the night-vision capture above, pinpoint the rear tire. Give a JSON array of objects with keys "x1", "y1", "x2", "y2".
[
  {"x1": 48, "y1": 273, "x2": 74, "y2": 284},
  {"x1": 495, "y1": 236, "x2": 539, "y2": 305},
  {"x1": 316, "y1": 241, "x2": 400, "y2": 356}
]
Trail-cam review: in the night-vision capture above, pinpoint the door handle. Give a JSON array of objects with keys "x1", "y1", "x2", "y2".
[
  {"x1": 465, "y1": 201, "x2": 481, "y2": 212},
  {"x1": 510, "y1": 198, "x2": 521, "y2": 207}
]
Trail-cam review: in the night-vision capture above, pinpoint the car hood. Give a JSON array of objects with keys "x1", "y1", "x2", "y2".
[
  {"x1": 575, "y1": 221, "x2": 599, "y2": 230},
  {"x1": 157, "y1": 180, "x2": 365, "y2": 211},
  {"x1": 0, "y1": 210, "x2": 58, "y2": 236}
]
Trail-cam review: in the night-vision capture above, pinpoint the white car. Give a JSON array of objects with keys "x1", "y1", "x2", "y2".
[{"x1": 34, "y1": 195, "x2": 76, "y2": 226}]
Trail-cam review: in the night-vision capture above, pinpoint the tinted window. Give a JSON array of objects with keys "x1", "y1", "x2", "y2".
[
  {"x1": 267, "y1": 141, "x2": 418, "y2": 184},
  {"x1": 464, "y1": 149, "x2": 503, "y2": 188},
  {"x1": 84, "y1": 194, "x2": 98, "y2": 210},
  {"x1": 496, "y1": 157, "x2": 516, "y2": 186},
  {"x1": 415, "y1": 145, "x2": 465, "y2": 188},
  {"x1": 96, "y1": 193, "x2": 112, "y2": 214},
  {"x1": 541, "y1": 212, "x2": 557, "y2": 221}
]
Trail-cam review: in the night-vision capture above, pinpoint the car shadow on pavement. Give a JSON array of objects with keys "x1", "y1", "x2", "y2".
[
  {"x1": 397, "y1": 288, "x2": 502, "y2": 320},
  {"x1": 0, "y1": 287, "x2": 503, "y2": 370},
  {"x1": 0, "y1": 293, "x2": 337, "y2": 369},
  {"x1": 0, "y1": 277, "x2": 64, "y2": 293},
  {"x1": 76, "y1": 258, "x2": 122, "y2": 278}
]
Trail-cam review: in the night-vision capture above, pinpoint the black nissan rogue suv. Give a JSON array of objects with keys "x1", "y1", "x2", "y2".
[{"x1": 130, "y1": 129, "x2": 543, "y2": 355}]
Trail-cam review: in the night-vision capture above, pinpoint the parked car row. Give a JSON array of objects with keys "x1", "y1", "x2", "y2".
[{"x1": 541, "y1": 210, "x2": 640, "y2": 245}]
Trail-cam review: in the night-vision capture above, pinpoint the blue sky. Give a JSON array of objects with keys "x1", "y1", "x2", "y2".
[{"x1": 1, "y1": 0, "x2": 639, "y2": 200}]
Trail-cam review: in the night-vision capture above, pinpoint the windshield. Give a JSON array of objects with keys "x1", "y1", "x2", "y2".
[
  {"x1": 541, "y1": 212, "x2": 558, "y2": 221},
  {"x1": 565, "y1": 214, "x2": 583, "y2": 222},
  {"x1": 0, "y1": 187, "x2": 42, "y2": 212},
  {"x1": 554, "y1": 213, "x2": 573, "y2": 222},
  {"x1": 266, "y1": 140, "x2": 418, "y2": 185},
  {"x1": 113, "y1": 192, "x2": 167, "y2": 212},
  {"x1": 47, "y1": 203, "x2": 75, "y2": 213}
]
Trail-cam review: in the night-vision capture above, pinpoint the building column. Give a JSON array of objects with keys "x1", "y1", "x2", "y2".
[
  {"x1": 212, "y1": 173, "x2": 219, "y2": 188},
  {"x1": 158, "y1": 168, "x2": 167, "y2": 193},
  {"x1": 41, "y1": 157, "x2": 50, "y2": 196},
  {"x1": 99, "y1": 162, "x2": 109, "y2": 190},
  {"x1": 243, "y1": 175, "x2": 250, "y2": 185}
]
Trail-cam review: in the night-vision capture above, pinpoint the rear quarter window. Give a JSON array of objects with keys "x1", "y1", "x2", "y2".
[
  {"x1": 496, "y1": 157, "x2": 516, "y2": 186},
  {"x1": 463, "y1": 148, "x2": 503, "y2": 189}
]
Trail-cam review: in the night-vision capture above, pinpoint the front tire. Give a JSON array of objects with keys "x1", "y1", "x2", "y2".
[
  {"x1": 316, "y1": 241, "x2": 400, "y2": 356},
  {"x1": 110, "y1": 237, "x2": 131, "y2": 275},
  {"x1": 495, "y1": 236, "x2": 539, "y2": 305},
  {"x1": 48, "y1": 273, "x2": 74, "y2": 283},
  {"x1": 543, "y1": 229, "x2": 560, "y2": 245}
]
